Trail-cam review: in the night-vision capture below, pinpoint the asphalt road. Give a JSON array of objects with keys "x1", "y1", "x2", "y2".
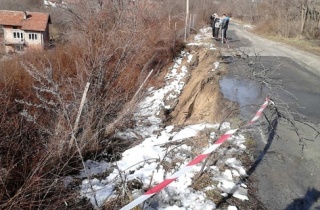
[{"x1": 219, "y1": 23, "x2": 320, "y2": 210}]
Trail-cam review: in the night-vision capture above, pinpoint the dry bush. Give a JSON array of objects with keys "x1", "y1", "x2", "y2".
[{"x1": 253, "y1": 19, "x2": 279, "y2": 36}]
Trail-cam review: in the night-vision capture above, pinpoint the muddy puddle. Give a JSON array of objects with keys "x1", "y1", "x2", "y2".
[
  {"x1": 218, "y1": 56, "x2": 271, "y2": 154},
  {"x1": 219, "y1": 72, "x2": 267, "y2": 146},
  {"x1": 219, "y1": 69, "x2": 266, "y2": 121}
]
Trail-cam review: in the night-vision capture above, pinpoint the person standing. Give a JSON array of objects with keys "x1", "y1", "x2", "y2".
[
  {"x1": 221, "y1": 14, "x2": 230, "y2": 43},
  {"x1": 214, "y1": 14, "x2": 221, "y2": 40},
  {"x1": 210, "y1": 13, "x2": 218, "y2": 38}
]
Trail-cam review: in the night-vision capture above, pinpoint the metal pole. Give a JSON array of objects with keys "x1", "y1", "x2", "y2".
[{"x1": 184, "y1": 0, "x2": 189, "y2": 42}]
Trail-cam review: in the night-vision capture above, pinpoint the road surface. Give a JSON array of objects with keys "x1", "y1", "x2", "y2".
[{"x1": 220, "y1": 23, "x2": 320, "y2": 210}]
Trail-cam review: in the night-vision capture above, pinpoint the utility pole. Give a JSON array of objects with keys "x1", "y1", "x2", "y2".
[{"x1": 184, "y1": 0, "x2": 189, "y2": 42}]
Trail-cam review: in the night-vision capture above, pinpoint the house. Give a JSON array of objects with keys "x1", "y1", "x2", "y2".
[{"x1": 0, "y1": 10, "x2": 51, "y2": 53}]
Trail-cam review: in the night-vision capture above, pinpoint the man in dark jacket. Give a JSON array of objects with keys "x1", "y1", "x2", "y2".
[
  {"x1": 221, "y1": 14, "x2": 230, "y2": 43},
  {"x1": 210, "y1": 13, "x2": 218, "y2": 38}
]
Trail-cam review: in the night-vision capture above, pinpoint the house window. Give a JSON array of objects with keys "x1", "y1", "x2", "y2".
[
  {"x1": 28, "y1": 33, "x2": 38, "y2": 40},
  {"x1": 13, "y1": 31, "x2": 23, "y2": 39}
]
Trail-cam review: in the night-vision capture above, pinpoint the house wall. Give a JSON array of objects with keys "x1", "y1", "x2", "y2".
[
  {"x1": 1, "y1": 23, "x2": 50, "y2": 53},
  {"x1": 3, "y1": 26, "x2": 24, "y2": 44},
  {"x1": 24, "y1": 31, "x2": 44, "y2": 50},
  {"x1": 2, "y1": 26, "x2": 46, "y2": 53},
  {"x1": 3, "y1": 26, "x2": 22, "y2": 53}
]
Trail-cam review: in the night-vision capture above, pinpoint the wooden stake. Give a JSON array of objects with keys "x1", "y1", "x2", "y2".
[{"x1": 69, "y1": 82, "x2": 90, "y2": 149}]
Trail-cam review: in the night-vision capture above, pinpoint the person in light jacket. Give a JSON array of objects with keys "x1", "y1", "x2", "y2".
[
  {"x1": 221, "y1": 14, "x2": 230, "y2": 43},
  {"x1": 214, "y1": 15, "x2": 221, "y2": 40}
]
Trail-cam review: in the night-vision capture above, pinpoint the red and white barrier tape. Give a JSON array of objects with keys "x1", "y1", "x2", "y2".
[{"x1": 120, "y1": 98, "x2": 270, "y2": 210}]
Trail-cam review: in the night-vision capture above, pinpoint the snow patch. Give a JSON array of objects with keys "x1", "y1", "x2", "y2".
[
  {"x1": 213, "y1": 61, "x2": 220, "y2": 71},
  {"x1": 243, "y1": 24, "x2": 253, "y2": 29},
  {"x1": 187, "y1": 54, "x2": 193, "y2": 63},
  {"x1": 225, "y1": 158, "x2": 247, "y2": 176},
  {"x1": 217, "y1": 181, "x2": 248, "y2": 201}
]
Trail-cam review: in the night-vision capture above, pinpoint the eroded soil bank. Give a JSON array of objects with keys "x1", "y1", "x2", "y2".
[{"x1": 168, "y1": 46, "x2": 225, "y2": 125}]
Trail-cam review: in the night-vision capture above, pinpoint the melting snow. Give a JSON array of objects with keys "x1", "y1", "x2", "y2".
[
  {"x1": 187, "y1": 54, "x2": 193, "y2": 63},
  {"x1": 213, "y1": 61, "x2": 220, "y2": 71},
  {"x1": 243, "y1": 24, "x2": 253, "y2": 29}
]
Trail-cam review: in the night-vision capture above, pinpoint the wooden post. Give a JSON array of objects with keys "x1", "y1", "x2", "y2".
[
  {"x1": 174, "y1": 22, "x2": 177, "y2": 48},
  {"x1": 69, "y1": 82, "x2": 90, "y2": 149},
  {"x1": 192, "y1": 14, "x2": 195, "y2": 29},
  {"x1": 132, "y1": 69, "x2": 154, "y2": 99},
  {"x1": 189, "y1": 13, "x2": 192, "y2": 35}
]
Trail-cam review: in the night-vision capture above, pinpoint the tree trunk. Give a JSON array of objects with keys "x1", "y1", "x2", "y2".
[{"x1": 301, "y1": 3, "x2": 308, "y2": 34}]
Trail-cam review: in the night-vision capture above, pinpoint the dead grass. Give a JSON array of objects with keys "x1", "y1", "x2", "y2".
[
  {"x1": 204, "y1": 185, "x2": 224, "y2": 203},
  {"x1": 244, "y1": 135, "x2": 257, "y2": 151},
  {"x1": 192, "y1": 173, "x2": 215, "y2": 191},
  {"x1": 103, "y1": 197, "x2": 142, "y2": 210},
  {"x1": 179, "y1": 130, "x2": 217, "y2": 159}
]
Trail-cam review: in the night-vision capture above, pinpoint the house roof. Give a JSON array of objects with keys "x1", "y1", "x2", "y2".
[{"x1": 0, "y1": 10, "x2": 51, "y2": 31}]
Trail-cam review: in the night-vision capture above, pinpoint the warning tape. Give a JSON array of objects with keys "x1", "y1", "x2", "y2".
[{"x1": 120, "y1": 98, "x2": 270, "y2": 210}]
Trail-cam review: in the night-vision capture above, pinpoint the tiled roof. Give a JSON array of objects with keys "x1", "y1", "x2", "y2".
[{"x1": 0, "y1": 10, "x2": 51, "y2": 31}]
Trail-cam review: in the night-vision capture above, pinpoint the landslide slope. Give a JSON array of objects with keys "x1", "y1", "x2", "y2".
[{"x1": 169, "y1": 42, "x2": 228, "y2": 126}]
